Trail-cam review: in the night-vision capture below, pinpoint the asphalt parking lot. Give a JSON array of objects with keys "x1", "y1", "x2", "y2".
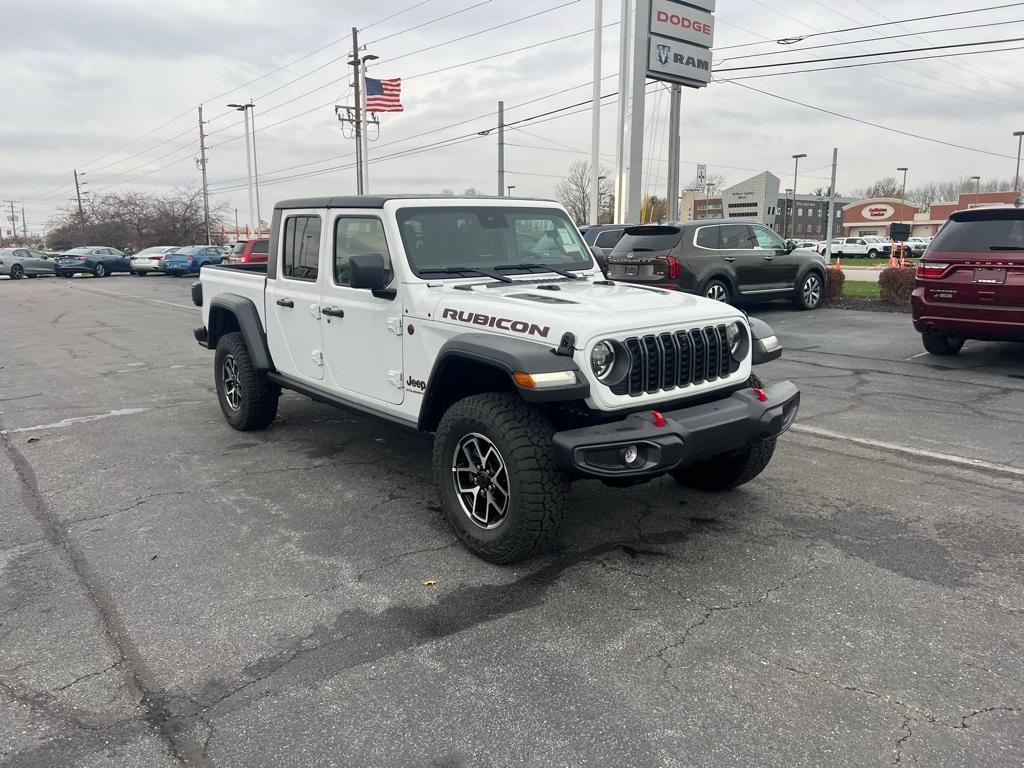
[{"x1": 1, "y1": 274, "x2": 1022, "y2": 767}]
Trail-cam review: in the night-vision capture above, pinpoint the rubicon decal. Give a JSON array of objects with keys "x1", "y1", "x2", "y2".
[{"x1": 441, "y1": 308, "x2": 550, "y2": 338}]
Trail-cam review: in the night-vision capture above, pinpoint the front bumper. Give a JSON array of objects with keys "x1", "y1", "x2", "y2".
[{"x1": 552, "y1": 381, "x2": 800, "y2": 479}]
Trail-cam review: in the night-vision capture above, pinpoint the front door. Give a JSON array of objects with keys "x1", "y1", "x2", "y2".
[
  {"x1": 751, "y1": 225, "x2": 798, "y2": 290},
  {"x1": 719, "y1": 224, "x2": 769, "y2": 294},
  {"x1": 320, "y1": 213, "x2": 404, "y2": 405},
  {"x1": 264, "y1": 211, "x2": 325, "y2": 382}
]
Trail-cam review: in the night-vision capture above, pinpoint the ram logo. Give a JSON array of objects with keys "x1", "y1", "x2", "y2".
[
  {"x1": 441, "y1": 308, "x2": 551, "y2": 338},
  {"x1": 657, "y1": 44, "x2": 671, "y2": 65}
]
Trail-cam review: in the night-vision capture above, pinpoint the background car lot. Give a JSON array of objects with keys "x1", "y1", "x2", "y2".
[{"x1": 1, "y1": 276, "x2": 1022, "y2": 767}]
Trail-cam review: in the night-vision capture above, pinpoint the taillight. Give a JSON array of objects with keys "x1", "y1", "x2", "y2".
[
  {"x1": 916, "y1": 262, "x2": 950, "y2": 279},
  {"x1": 665, "y1": 254, "x2": 680, "y2": 280},
  {"x1": 187, "y1": 255, "x2": 194, "y2": 262}
]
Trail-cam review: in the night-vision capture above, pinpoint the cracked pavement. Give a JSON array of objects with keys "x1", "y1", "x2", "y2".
[{"x1": 0, "y1": 276, "x2": 1022, "y2": 766}]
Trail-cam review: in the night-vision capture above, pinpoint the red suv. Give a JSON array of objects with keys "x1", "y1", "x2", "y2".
[
  {"x1": 912, "y1": 204, "x2": 1024, "y2": 355},
  {"x1": 227, "y1": 238, "x2": 269, "y2": 264}
]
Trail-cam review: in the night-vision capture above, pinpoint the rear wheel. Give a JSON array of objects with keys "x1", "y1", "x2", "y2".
[
  {"x1": 214, "y1": 332, "x2": 279, "y2": 430},
  {"x1": 703, "y1": 279, "x2": 731, "y2": 303},
  {"x1": 921, "y1": 332, "x2": 964, "y2": 356},
  {"x1": 433, "y1": 393, "x2": 567, "y2": 564},
  {"x1": 794, "y1": 271, "x2": 823, "y2": 310},
  {"x1": 867, "y1": 249, "x2": 879, "y2": 258},
  {"x1": 10, "y1": 264, "x2": 24, "y2": 279},
  {"x1": 93, "y1": 262, "x2": 107, "y2": 278}
]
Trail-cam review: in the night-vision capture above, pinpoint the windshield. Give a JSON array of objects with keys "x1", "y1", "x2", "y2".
[
  {"x1": 63, "y1": 248, "x2": 92, "y2": 255},
  {"x1": 136, "y1": 247, "x2": 166, "y2": 255},
  {"x1": 930, "y1": 210, "x2": 1024, "y2": 252},
  {"x1": 396, "y1": 206, "x2": 592, "y2": 277}
]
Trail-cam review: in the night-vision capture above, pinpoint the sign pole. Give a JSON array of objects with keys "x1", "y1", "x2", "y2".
[
  {"x1": 589, "y1": 0, "x2": 602, "y2": 224},
  {"x1": 613, "y1": 0, "x2": 632, "y2": 223},
  {"x1": 624, "y1": 0, "x2": 650, "y2": 224},
  {"x1": 667, "y1": 83, "x2": 681, "y2": 221},
  {"x1": 825, "y1": 147, "x2": 838, "y2": 263}
]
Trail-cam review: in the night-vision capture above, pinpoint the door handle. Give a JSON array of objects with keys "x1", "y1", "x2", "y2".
[
  {"x1": 762, "y1": 256, "x2": 775, "y2": 261},
  {"x1": 276, "y1": 298, "x2": 294, "y2": 308},
  {"x1": 723, "y1": 256, "x2": 736, "y2": 262},
  {"x1": 322, "y1": 306, "x2": 345, "y2": 318}
]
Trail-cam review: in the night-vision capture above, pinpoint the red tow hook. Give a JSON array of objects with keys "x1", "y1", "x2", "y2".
[
  {"x1": 651, "y1": 410, "x2": 666, "y2": 428},
  {"x1": 753, "y1": 388, "x2": 768, "y2": 403}
]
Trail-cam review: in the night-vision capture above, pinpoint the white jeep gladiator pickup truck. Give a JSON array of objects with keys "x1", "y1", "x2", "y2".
[{"x1": 192, "y1": 195, "x2": 799, "y2": 563}]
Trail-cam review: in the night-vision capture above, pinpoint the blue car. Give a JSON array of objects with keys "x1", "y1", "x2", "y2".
[{"x1": 163, "y1": 246, "x2": 225, "y2": 276}]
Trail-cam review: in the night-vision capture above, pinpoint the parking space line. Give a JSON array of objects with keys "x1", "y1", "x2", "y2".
[
  {"x1": 791, "y1": 423, "x2": 1024, "y2": 479},
  {"x1": 62, "y1": 281, "x2": 198, "y2": 311},
  {"x1": 0, "y1": 408, "x2": 148, "y2": 435}
]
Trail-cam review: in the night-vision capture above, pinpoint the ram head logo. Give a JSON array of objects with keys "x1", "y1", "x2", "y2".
[{"x1": 657, "y1": 44, "x2": 671, "y2": 65}]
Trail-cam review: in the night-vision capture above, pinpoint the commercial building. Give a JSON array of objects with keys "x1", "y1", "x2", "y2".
[
  {"x1": 841, "y1": 191, "x2": 1018, "y2": 238},
  {"x1": 777, "y1": 193, "x2": 853, "y2": 240}
]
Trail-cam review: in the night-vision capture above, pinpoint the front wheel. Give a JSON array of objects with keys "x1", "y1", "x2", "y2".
[
  {"x1": 867, "y1": 249, "x2": 879, "y2": 259},
  {"x1": 93, "y1": 262, "x2": 107, "y2": 278},
  {"x1": 10, "y1": 264, "x2": 24, "y2": 279},
  {"x1": 433, "y1": 393, "x2": 567, "y2": 564},
  {"x1": 921, "y1": 332, "x2": 964, "y2": 356},
  {"x1": 794, "y1": 271, "x2": 823, "y2": 310},
  {"x1": 214, "y1": 332, "x2": 279, "y2": 430}
]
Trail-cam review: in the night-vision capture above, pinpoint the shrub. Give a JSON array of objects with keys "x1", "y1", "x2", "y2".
[
  {"x1": 824, "y1": 266, "x2": 845, "y2": 304},
  {"x1": 878, "y1": 266, "x2": 917, "y2": 305}
]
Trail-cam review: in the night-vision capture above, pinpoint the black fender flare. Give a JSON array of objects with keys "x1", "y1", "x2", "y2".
[
  {"x1": 206, "y1": 294, "x2": 274, "y2": 371},
  {"x1": 747, "y1": 316, "x2": 782, "y2": 365},
  {"x1": 418, "y1": 333, "x2": 589, "y2": 431}
]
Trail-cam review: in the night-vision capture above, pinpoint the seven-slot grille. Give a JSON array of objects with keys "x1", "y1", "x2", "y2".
[{"x1": 611, "y1": 325, "x2": 732, "y2": 396}]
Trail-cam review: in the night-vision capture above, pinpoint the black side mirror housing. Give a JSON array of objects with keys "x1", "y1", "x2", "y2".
[
  {"x1": 348, "y1": 253, "x2": 396, "y2": 299},
  {"x1": 589, "y1": 244, "x2": 607, "y2": 270},
  {"x1": 748, "y1": 316, "x2": 783, "y2": 365}
]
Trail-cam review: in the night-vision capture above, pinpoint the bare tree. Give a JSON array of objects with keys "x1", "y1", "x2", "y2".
[{"x1": 555, "y1": 160, "x2": 612, "y2": 225}]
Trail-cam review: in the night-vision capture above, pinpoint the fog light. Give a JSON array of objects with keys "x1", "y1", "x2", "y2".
[{"x1": 623, "y1": 445, "x2": 639, "y2": 465}]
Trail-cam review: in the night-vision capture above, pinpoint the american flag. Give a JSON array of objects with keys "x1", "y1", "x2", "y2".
[{"x1": 365, "y1": 77, "x2": 403, "y2": 113}]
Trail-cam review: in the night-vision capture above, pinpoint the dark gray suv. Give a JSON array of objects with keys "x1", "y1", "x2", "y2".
[{"x1": 605, "y1": 220, "x2": 827, "y2": 310}]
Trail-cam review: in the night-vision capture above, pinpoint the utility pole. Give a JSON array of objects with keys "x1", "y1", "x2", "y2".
[
  {"x1": 73, "y1": 169, "x2": 85, "y2": 223},
  {"x1": 198, "y1": 105, "x2": 211, "y2": 245},
  {"x1": 3, "y1": 200, "x2": 16, "y2": 243},
  {"x1": 666, "y1": 84, "x2": 681, "y2": 221},
  {"x1": 1014, "y1": 130, "x2": 1024, "y2": 193},
  {"x1": 251, "y1": 106, "x2": 263, "y2": 234},
  {"x1": 789, "y1": 153, "x2": 806, "y2": 239},
  {"x1": 897, "y1": 166, "x2": 908, "y2": 230},
  {"x1": 497, "y1": 100, "x2": 505, "y2": 196},
  {"x1": 21, "y1": 201, "x2": 27, "y2": 240},
  {"x1": 351, "y1": 28, "x2": 364, "y2": 195},
  {"x1": 825, "y1": 148, "x2": 838, "y2": 263},
  {"x1": 589, "y1": 0, "x2": 602, "y2": 224}
]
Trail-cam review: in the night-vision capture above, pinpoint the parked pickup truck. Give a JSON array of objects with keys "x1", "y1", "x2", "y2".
[{"x1": 192, "y1": 195, "x2": 799, "y2": 563}]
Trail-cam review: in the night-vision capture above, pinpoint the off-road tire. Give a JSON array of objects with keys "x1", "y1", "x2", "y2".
[
  {"x1": 10, "y1": 264, "x2": 24, "y2": 279},
  {"x1": 793, "y1": 270, "x2": 823, "y2": 310},
  {"x1": 93, "y1": 263, "x2": 107, "y2": 278},
  {"x1": 671, "y1": 371, "x2": 775, "y2": 491},
  {"x1": 433, "y1": 393, "x2": 567, "y2": 564},
  {"x1": 921, "y1": 332, "x2": 964, "y2": 356},
  {"x1": 214, "y1": 332, "x2": 279, "y2": 431}
]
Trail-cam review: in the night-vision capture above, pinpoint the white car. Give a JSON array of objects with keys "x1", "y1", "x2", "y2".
[
  {"x1": 129, "y1": 246, "x2": 180, "y2": 275},
  {"x1": 193, "y1": 195, "x2": 799, "y2": 563},
  {"x1": 830, "y1": 237, "x2": 891, "y2": 258}
]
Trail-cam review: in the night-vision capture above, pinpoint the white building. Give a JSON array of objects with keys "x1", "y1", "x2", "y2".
[{"x1": 721, "y1": 172, "x2": 780, "y2": 228}]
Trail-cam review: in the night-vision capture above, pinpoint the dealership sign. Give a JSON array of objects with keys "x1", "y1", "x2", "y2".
[
  {"x1": 862, "y1": 204, "x2": 895, "y2": 220},
  {"x1": 646, "y1": 0, "x2": 714, "y2": 89}
]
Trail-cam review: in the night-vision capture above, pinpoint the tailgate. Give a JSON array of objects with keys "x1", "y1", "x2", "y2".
[{"x1": 606, "y1": 254, "x2": 670, "y2": 283}]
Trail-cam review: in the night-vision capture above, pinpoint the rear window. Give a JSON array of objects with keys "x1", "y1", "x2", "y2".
[
  {"x1": 610, "y1": 226, "x2": 682, "y2": 254},
  {"x1": 593, "y1": 229, "x2": 623, "y2": 248},
  {"x1": 231, "y1": 243, "x2": 246, "y2": 255},
  {"x1": 930, "y1": 210, "x2": 1024, "y2": 253},
  {"x1": 252, "y1": 240, "x2": 269, "y2": 254}
]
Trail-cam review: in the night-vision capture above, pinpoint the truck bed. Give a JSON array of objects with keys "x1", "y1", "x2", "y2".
[{"x1": 198, "y1": 262, "x2": 268, "y2": 328}]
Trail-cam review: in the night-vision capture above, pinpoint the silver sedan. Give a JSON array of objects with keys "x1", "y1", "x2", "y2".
[{"x1": 0, "y1": 247, "x2": 56, "y2": 279}]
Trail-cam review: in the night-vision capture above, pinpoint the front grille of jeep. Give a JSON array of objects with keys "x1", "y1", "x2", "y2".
[{"x1": 611, "y1": 325, "x2": 732, "y2": 396}]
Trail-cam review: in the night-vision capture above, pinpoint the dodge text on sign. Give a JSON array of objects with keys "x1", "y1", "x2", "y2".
[{"x1": 650, "y1": 0, "x2": 714, "y2": 48}]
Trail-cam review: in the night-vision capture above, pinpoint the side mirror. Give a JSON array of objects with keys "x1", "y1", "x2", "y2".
[
  {"x1": 589, "y1": 244, "x2": 607, "y2": 270},
  {"x1": 349, "y1": 253, "x2": 395, "y2": 299}
]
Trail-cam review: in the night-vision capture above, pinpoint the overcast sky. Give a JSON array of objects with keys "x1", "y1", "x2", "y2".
[{"x1": 2, "y1": 0, "x2": 1023, "y2": 235}]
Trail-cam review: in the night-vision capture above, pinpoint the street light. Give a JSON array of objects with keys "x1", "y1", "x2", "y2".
[
  {"x1": 227, "y1": 102, "x2": 261, "y2": 235},
  {"x1": 1014, "y1": 131, "x2": 1023, "y2": 193},
  {"x1": 970, "y1": 175, "x2": 981, "y2": 202},
  {"x1": 507, "y1": 185, "x2": 516, "y2": 196},
  {"x1": 790, "y1": 153, "x2": 806, "y2": 239},
  {"x1": 897, "y1": 167, "x2": 908, "y2": 232}
]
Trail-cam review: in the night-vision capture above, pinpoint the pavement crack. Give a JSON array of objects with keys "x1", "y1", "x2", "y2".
[
  {"x1": 894, "y1": 715, "x2": 913, "y2": 764},
  {"x1": 54, "y1": 660, "x2": 122, "y2": 691},
  {"x1": 956, "y1": 706, "x2": 1019, "y2": 729}
]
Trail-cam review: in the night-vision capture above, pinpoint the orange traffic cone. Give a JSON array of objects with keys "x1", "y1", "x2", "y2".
[{"x1": 834, "y1": 255, "x2": 842, "y2": 269}]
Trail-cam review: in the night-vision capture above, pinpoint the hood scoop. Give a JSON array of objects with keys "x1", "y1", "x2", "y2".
[{"x1": 507, "y1": 292, "x2": 578, "y2": 304}]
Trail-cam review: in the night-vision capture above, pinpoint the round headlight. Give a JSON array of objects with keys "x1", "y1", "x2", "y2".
[
  {"x1": 727, "y1": 321, "x2": 745, "y2": 357},
  {"x1": 590, "y1": 340, "x2": 615, "y2": 380}
]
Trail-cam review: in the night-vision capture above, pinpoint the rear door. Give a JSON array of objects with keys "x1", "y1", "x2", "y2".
[
  {"x1": 265, "y1": 210, "x2": 326, "y2": 382},
  {"x1": 719, "y1": 224, "x2": 768, "y2": 294},
  {"x1": 319, "y1": 212, "x2": 404, "y2": 405}
]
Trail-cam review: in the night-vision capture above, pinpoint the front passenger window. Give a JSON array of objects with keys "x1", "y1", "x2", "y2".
[{"x1": 752, "y1": 227, "x2": 786, "y2": 250}]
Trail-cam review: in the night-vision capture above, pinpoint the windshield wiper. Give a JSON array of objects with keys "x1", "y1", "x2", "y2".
[
  {"x1": 418, "y1": 266, "x2": 513, "y2": 283},
  {"x1": 494, "y1": 262, "x2": 584, "y2": 280},
  {"x1": 989, "y1": 245, "x2": 1024, "y2": 251}
]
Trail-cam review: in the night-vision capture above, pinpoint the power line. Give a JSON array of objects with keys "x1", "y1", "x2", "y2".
[{"x1": 725, "y1": 80, "x2": 1018, "y2": 160}]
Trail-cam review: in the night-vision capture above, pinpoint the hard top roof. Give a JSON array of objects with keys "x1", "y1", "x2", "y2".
[{"x1": 274, "y1": 194, "x2": 557, "y2": 210}]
